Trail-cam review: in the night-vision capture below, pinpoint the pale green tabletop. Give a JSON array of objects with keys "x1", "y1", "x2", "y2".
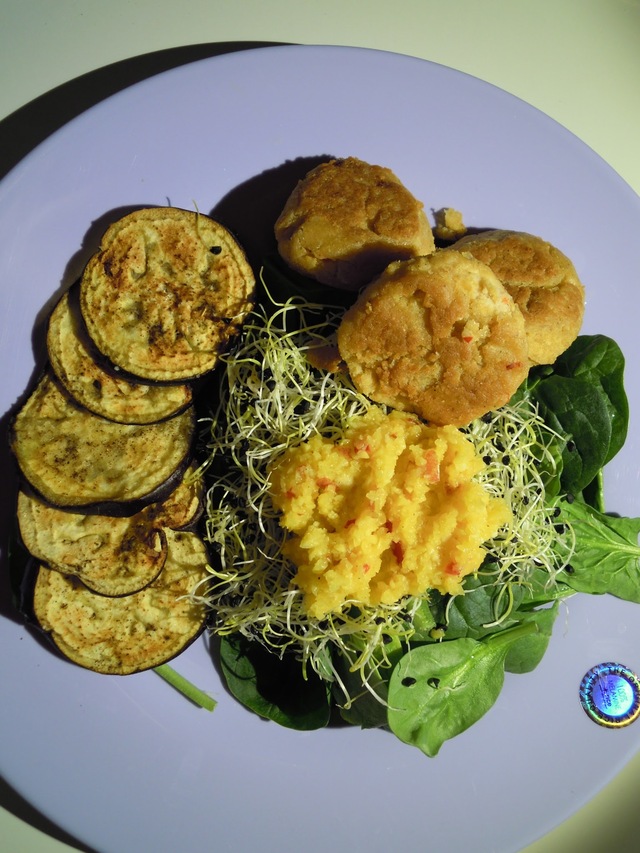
[{"x1": 2, "y1": 1, "x2": 639, "y2": 851}]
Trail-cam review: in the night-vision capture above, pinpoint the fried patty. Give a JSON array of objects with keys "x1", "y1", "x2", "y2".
[
  {"x1": 337, "y1": 251, "x2": 529, "y2": 426},
  {"x1": 274, "y1": 157, "x2": 435, "y2": 291},
  {"x1": 450, "y1": 230, "x2": 585, "y2": 365}
]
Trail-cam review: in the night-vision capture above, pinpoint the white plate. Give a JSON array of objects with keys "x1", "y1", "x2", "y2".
[{"x1": 1, "y1": 45, "x2": 639, "y2": 853}]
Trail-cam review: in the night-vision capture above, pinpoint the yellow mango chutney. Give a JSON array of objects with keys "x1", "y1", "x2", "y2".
[{"x1": 268, "y1": 407, "x2": 510, "y2": 619}]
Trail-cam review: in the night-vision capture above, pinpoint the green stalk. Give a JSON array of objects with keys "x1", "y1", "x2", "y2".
[{"x1": 154, "y1": 664, "x2": 216, "y2": 711}]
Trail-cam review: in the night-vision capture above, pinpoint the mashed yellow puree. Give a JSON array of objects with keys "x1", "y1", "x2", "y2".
[{"x1": 268, "y1": 407, "x2": 510, "y2": 619}]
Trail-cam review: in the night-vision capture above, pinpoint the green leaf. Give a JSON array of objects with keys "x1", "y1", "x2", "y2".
[
  {"x1": 518, "y1": 565, "x2": 574, "y2": 608},
  {"x1": 558, "y1": 500, "x2": 640, "y2": 602},
  {"x1": 387, "y1": 622, "x2": 537, "y2": 756},
  {"x1": 444, "y1": 573, "x2": 527, "y2": 640},
  {"x1": 503, "y1": 603, "x2": 559, "y2": 673},
  {"x1": 332, "y1": 664, "x2": 389, "y2": 729},
  {"x1": 553, "y1": 335, "x2": 629, "y2": 463},
  {"x1": 534, "y1": 375, "x2": 612, "y2": 495},
  {"x1": 219, "y1": 634, "x2": 331, "y2": 730}
]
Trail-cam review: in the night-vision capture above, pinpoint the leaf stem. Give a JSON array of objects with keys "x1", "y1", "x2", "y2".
[
  {"x1": 486, "y1": 620, "x2": 538, "y2": 648},
  {"x1": 154, "y1": 664, "x2": 217, "y2": 711}
]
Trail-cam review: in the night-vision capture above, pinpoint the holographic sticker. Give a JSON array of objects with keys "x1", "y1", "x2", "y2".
[{"x1": 579, "y1": 662, "x2": 640, "y2": 728}]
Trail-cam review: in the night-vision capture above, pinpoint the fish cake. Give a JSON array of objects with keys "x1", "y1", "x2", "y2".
[
  {"x1": 337, "y1": 251, "x2": 529, "y2": 427},
  {"x1": 450, "y1": 230, "x2": 585, "y2": 365},
  {"x1": 274, "y1": 157, "x2": 435, "y2": 291}
]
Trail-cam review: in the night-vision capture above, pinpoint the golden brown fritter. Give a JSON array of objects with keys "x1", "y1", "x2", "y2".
[
  {"x1": 450, "y1": 230, "x2": 585, "y2": 365},
  {"x1": 337, "y1": 251, "x2": 529, "y2": 427},
  {"x1": 274, "y1": 157, "x2": 435, "y2": 291}
]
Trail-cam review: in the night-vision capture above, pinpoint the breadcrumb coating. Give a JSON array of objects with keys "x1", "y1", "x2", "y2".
[{"x1": 337, "y1": 251, "x2": 529, "y2": 426}]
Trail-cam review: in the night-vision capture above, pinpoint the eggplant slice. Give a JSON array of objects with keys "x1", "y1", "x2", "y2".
[
  {"x1": 10, "y1": 373, "x2": 195, "y2": 513},
  {"x1": 17, "y1": 490, "x2": 168, "y2": 597},
  {"x1": 79, "y1": 207, "x2": 255, "y2": 383},
  {"x1": 141, "y1": 463, "x2": 204, "y2": 531},
  {"x1": 47, "y1": 289, "x2": 193, "y2": 424},
  {"x1": 32, "y1": 529, "x2": 211, "y2": 675}
]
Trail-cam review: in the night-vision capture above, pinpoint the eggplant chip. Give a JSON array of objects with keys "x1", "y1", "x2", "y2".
[
  {"x1": 17, "y1": 490, "x2": 168, "y2": 597},
  {"x1": 10, "y1": 373, "x2": 195, "y2": 513},
  {"x1": 141, "y1": 463, "x2": 204, "y2": 531},
  {"x1": 47, "y1": 289, "x2": 193, "y2": 424},
  {"x1": 32, "y1": 530, "x2": 211, "y2": 675},
  {"x1": 79, "y1": 207, "x2": 255, "y2": 382}
]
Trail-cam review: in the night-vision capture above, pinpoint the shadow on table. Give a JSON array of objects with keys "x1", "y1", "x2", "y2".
[{"x1": 0, "y1": 37, "x2": 285, "y2": 853}]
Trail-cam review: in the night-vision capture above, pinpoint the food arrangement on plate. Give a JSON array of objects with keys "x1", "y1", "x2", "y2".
[{"x1": 8, "y1": 156, "x2": 640, "y2": 756}]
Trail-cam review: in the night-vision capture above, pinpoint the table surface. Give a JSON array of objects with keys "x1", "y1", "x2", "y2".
[{"x1": 2, "y1": 1, "x2": 639, "y2": 851}]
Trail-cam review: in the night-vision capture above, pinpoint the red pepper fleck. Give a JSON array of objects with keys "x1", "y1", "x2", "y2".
[
  {"x1": 462, "y1": 335, "x2": 473, "y2": 343},
  {"x1": 317, "y1": 477, "x2": 333, "y2": 488},
  {"x1": 363, "y1": 563, "x2": 371, "y2": 574},
  {"x1": 384, "y1": 519, "x2": 393, "y2": 533},
  {"x1": 506, "y1": 362, "x2": 522, "y2": 370},
  {"x1": 353, "y1": 440, "x2": 371, "y2": 456},
  {"x1": 391, "y1": 541, "x2": 405, "y2": 564},
  {"x1": 423, "y1": 449, "x2": 440, "y2": 483},
  {"x1": 344, "y1": 518, "x2": 356, "y2": 528},
  {"x1": 444, "y1": 561, "x2": 460, "y2": 576}
]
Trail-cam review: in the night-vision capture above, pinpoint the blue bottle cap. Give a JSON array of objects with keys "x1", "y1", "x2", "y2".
[{"x1": 579, "y1": 662, "x2": 640, "y2": 728}]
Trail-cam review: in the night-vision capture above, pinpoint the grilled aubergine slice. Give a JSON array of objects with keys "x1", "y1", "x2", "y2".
[
  {"x1": 17, "y1": 490, "x2": 168, "y2": 597},
  {"x1": 31, "y1": 529, "x2": 211, "y2": 675},
  {"x1": 10, "y1": 372, "x2": 195, "y2": 514},
  {"x1": 79, "y1": 207, "x2": 256, "y2": 383},
  {"x1": 16, "y1": 463, "x2": 204, "y2": 596},
  {"x1": 140, "y1": 462, "x2": 204, "y2": 531},
  {"x1": 47, "y1": 288, "x2": 193, "y2": 424}
]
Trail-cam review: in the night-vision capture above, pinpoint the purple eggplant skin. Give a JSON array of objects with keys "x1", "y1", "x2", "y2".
[
  {"x1": 8, "y1": 376, "x2": 198, "y2": 518},
  {"x1": 30, "y1": 530, "x2": 211, "y2": 675},
  {"x1": 13, "y1": 449, "x2": 196, "y2": 519},
  {"x1": 47, "y1": 286, "x2": 194, "y2": 424}
]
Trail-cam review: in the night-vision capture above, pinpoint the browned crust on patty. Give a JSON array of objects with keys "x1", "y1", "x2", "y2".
[
  {"x1": 450, "y1": 230, "x2": 585, "y2": 365},
  {"x1": 337, "y1": 251, "x2": 529, "y2": 426},
  {"x1": 275, "y1": 157, "x2": 435, "y2": 290}
]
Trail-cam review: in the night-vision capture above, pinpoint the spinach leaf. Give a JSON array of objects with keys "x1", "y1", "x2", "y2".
[
  {"x1": 219, "y1": 634, "x2": 331, "y2": 730},
  {"x1": 552, "y1": 335, "x2": 629, "y2": 464},
  {"x1": 444, "y1": 573, "x2": 527, "y2": 640},
  {"x1": 387, "y1": 622, "x2": 537, "y2": 757},
  {"x1": 534, "y1": 375, "x2": 612, "y2": 495},
  {"x1": 526, "y1": 335, "x2": 629, "y2": 496},
  {"x1": 333, "y1": 665, "x2": 389, "y2": 729},
  {"x1": 517, "y1": 565, "x2": 575, "y2": 608},
  {"x1": 557, "y1": 500, "x2": 640, "y2": 602},
  {"x1": 332, "y1": 632, "x2": 409, "y2": 729},
  {"x1": 503, "y1": 602, "x2": 559, "y2": 673}
]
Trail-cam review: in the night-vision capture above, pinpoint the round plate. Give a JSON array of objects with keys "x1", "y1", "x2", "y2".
[{"x1": 1, "y1": 45, "x2": 639, "y2": 853}]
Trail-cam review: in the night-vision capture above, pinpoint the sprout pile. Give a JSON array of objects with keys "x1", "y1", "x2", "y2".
[{"x1": 194, "y1": 290, "x2": 574, "y2": 700}]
